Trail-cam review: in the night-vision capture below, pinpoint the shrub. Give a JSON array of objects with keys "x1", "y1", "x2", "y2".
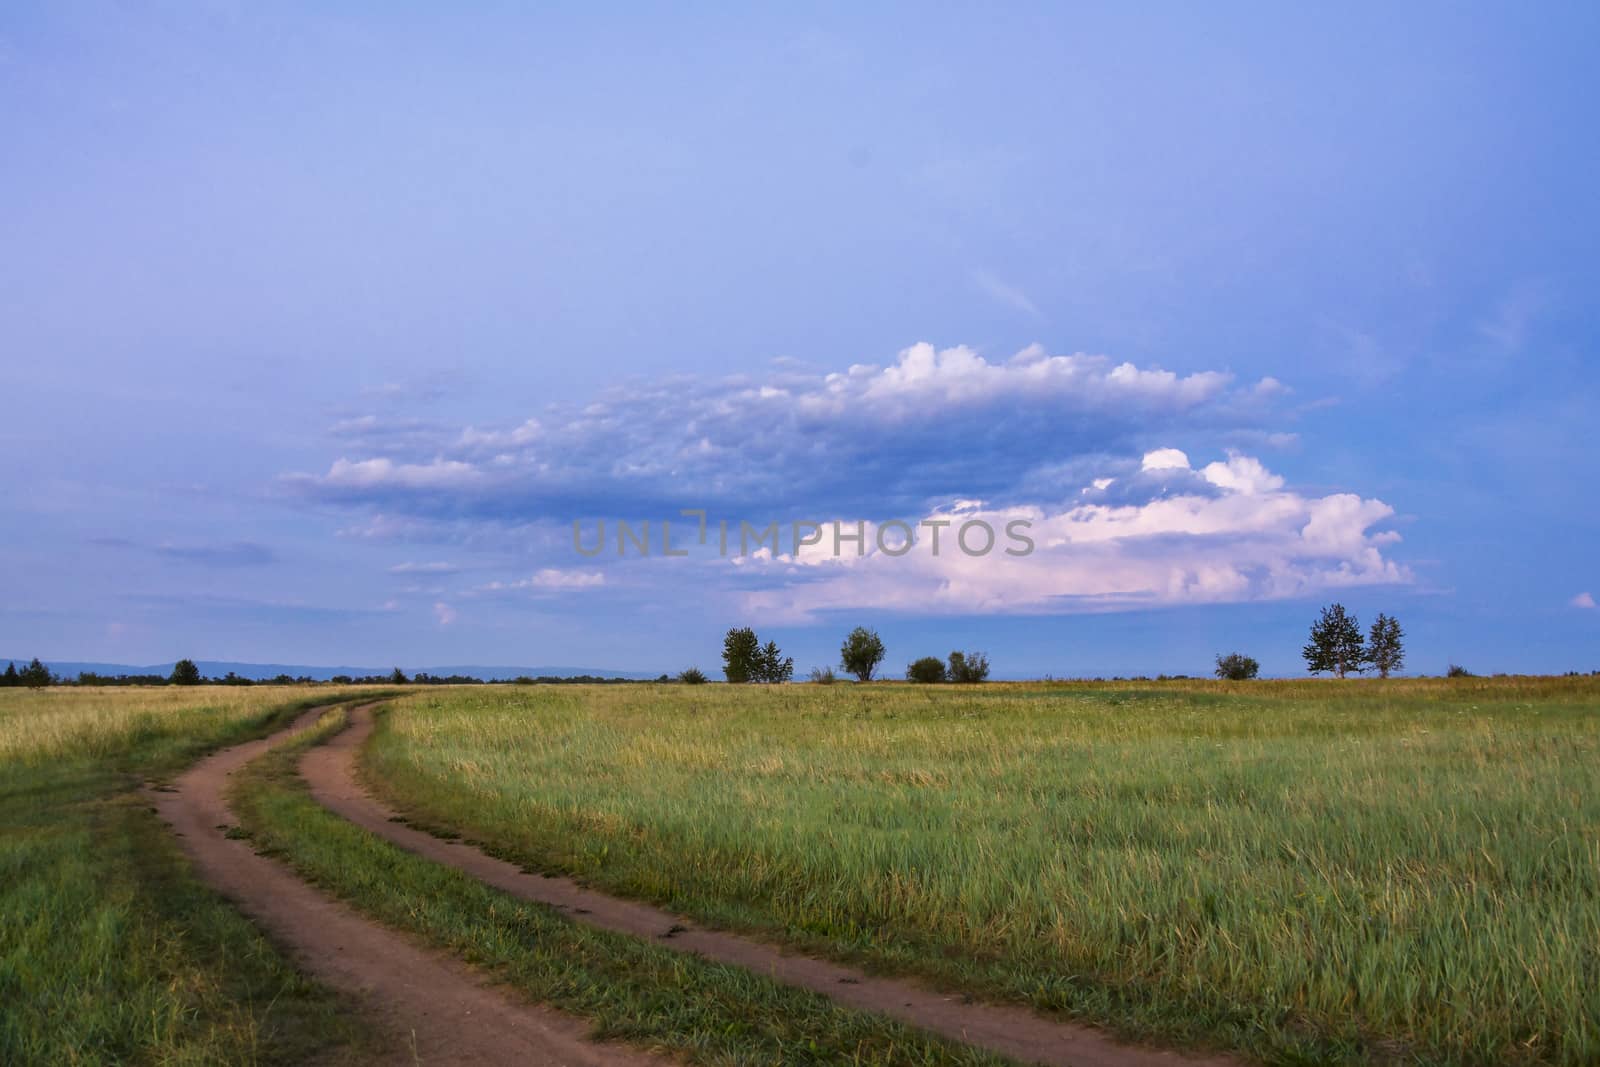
[
  {"x1": 678, "y1": 667, "x2": 708, "y2": 685},
  {"x1": 1214, "y1": 653, "x2": 1260, "y2": 681},
  {"x1": 948, "y1": 650, "x2": 990, "y2": 683},
  {"x1": 906, "y1": 657, "x2": 947, "y2": 683},
  {"x1": 808, "y1": 666, "x2": 836, "y2": 685},
  {"x1": 1447, "y1": 663, "x2": 1473, "y2": 678}
]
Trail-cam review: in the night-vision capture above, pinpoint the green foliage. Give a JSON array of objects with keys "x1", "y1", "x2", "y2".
[
  {"x1": 808, "y1": 666, "x2": 836, "y2": 685},
  {"x1": 756, "y1": 640, "x2": 794, "y2": 684},
  {"x1": 168, "y1": 659, "x2": 202, "y2": 686},
  {"x1": 839, "y1": 626, "x2": 886, "y2": 682},
  {"x1": 947, "y1": 650, "x2": 990, "y2": 683},
  {"x1": 1447, "y1": 663, "x2": 1473, "y2": 678},
  {"x1": 722, "y1": 627, "x2": 760, "y2": 683},
  {"x1": 678, "y1": 667, "x2": 708, "y2": 685},
  {"x1": 1302, "y1": 604, "x2": 1365, "y2": 678},
  {"x1": 389, "y1": 667, "x2": 409, "y2": 685},
  {"x1": 1367, "y1": 613, "x2": 1405, "y2": 677},
  {"x1": 723, "y1": 629, "x2": 791, "y2": 683},
  {"x1": 1213, "y1": 653, "x2": 1260, "y2": 681},
  {"x1": 19, "y1": 659, "x2": 53, "y2": 689},
  {"x1": 906, "y1": 656, "x2": 948, "y2": 683},
  {"x1": 1, "y1": 663, "x2": 17, "y2": 687}
]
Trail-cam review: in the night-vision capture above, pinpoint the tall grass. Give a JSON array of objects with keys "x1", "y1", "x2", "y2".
[
  {"x1": 0, "y1": 686, "x2": 369, "y2": 1065},
  {"x1": 366, "y1": 677, "x2": 1600, "y2": 1066}
]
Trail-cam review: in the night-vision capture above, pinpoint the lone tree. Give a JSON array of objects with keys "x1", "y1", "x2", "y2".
[
  {"x1": 1367, "y1": 613, "x2": 1404, "y2": 678},
  {"x1": 21, "y1": 658, "x2": 53, "y2": 688},
  {"x1": 1214, "y1": 652, "x2": 1260, "y2": 680},
  {"x1": 1, "y1": 662, "x2": 18, "y2": 687},
  {"x1": 389, "y1": 667, "x2": 409, "y2": 685},
  {"x1": 948, "y1": 650, "x2": 990, "y2": 683},
  {"x1": 839, "y1": 626, "x2": 886, "y2": 682},
  {"x1": 678, "y1": 666, "x2": 708, "y2": 685},
  {"x1": 1302, "y1": 604, "x2": 1365, "y2": 678},
  {"x1": 169, "y1": 658, "x2": 202, "y2": 686},
  {"x1": 906, "y1": 656, "x2": 947, "y2": 683}
]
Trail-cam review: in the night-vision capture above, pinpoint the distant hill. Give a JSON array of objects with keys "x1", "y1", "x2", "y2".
[{"x1": 0, "y1": 658, "x2": 659, "y2": 682}]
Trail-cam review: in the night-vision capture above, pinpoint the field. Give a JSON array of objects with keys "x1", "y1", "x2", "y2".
[
  {"x1": 363, "y1": 678, "x2": 1600, "y2": 1066},
  {"x1": 0, "y1": 685, "x2": 372, "y2": 1064},
  {"x1": 3, "y1": 679, "x2": 1596, "y2": 1066}
]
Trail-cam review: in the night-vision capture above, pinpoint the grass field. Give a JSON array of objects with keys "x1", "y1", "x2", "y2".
[
  {"x1": 364, "y1": 677, "x2": 1600, "y2": 1066},
  {"x1": 0, "y1": 686, "x2": 374, "y2": 1066},
  {"x1": 230, "y1": 705, "x2": 1005, "y2": 1066}
]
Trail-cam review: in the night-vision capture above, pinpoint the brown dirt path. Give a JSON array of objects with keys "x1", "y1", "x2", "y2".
[
  {"x1": 150, "y1": 704, "x2": 666, "y2": 1067},
  {"x1": 303, "y1": 703, "x2": 1244, "y2": 1067}
]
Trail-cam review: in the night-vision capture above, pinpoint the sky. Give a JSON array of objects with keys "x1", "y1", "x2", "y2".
[{"x1": 3, "y1": 2, "x2": 1598, "y2": 677}]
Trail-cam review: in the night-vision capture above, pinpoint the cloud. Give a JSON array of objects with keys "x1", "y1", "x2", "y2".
[
  {"x1": 433, "y1": 601, "x2": 458, "y2": 626},
  {"x1": 92, "y1": 537, "x2": 276, "y2": 567},
  {"x1": 973, "y1": 269, "x2": 1041, "y2": 317},
  {"x1": 285, "y1": 342, "x2": 1275, "y2": 520},
  {"x1": 474, "y1": 568, "x2": 606, "y2": 595},
  {"x1": 388, "y1": 561, "x2": 459, "y2": 575},
  {"x1": 1572, "y1": 592, "x2": 1596, "y2": 609},
  {"x1": 733, "y1": 452, "x2": 1409, "y2": 621}
]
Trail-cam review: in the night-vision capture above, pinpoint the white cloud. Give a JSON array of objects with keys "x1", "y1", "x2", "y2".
[
  {"x1": 737, "y1": 453, "x2": 1409, "y2": 621},
  {"x1": 432, "y1": 601, "x2": 458, "y2": 626},
  {"x1": 1572, "y1": 592, "x2": 1596, "y2": 609},
  {"x1": 475, "y1": 568, "x2": 606, "y2": 594},
  {"x1": 1141, "y1": 448, "x2": 1191, "y2": 471},
  {"x1": 388, "y1": 561, "x2": 459, "y2": 575}
]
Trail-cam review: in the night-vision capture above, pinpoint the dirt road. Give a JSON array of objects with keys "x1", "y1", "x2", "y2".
[
  {"x1": 302, "y1": 703, "x2": 1241, "y2": 1067},
  {"x1": 151, "y1": 705, "x2": 665, "y2": 1067}
]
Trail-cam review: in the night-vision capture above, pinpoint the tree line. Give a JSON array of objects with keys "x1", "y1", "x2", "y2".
[
  {"x1": 1212, "y1": 603, "x2": 1406, "y2": 680},
  {"x1": 691, "y1": 625, "x2": 991, "y2": 685}
]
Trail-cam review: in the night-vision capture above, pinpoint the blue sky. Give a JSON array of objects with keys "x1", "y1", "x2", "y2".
[{"x1": 3, "y1": 3, "x2": 1597, "y2": 677}]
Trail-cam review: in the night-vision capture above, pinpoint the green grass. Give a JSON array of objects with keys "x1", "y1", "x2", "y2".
[
  {"x1": 0, "y1": 687, "x2": 381, "y2": 1066},
  {"x1": 361, "y1": 677, "x2": 1600, "y2": 1066},
  {"x1": 228, "y1": 705, "x2": 1009, "y2": 1066}
]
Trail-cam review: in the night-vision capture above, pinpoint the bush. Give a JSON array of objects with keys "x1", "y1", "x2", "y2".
[
  {"x1": 906, "y1": 657, "x2": 947, "y2": 683},
  {"x1": 678, "y1": 667, "x2": 708, "y2": 685},
  {"x1": 1447, "y1": 663, "x2": 1473, "y2": 678},
  {"x1": 1214, "y1": 653, "x2": 1260, "y2": 681},
  {"x1": 808, "y1": 666, "x2": 836, "y2": 685},
  {"x1": 840, "y1": 627, "x2": 886, "y2": 682},
  {"x1": 948, "y1": 650, "x2": 990, "y2": 683}
]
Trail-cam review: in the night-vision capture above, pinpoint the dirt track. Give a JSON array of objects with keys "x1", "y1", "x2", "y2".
[
  {"x1": 150, "y1": 705, "x2": 664, "y2": 1067},
  {"x1": 302, "y1": 703, "x2": 1241, "y2": 1067}
]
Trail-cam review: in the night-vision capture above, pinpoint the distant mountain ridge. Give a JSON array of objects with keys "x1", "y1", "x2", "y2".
[{"x1": 0, "y1": 659, "x2": 658, "y2": 682}]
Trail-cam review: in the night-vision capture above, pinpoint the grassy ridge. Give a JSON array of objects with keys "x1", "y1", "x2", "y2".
[
  {"x1": 229, "y1": 705, "x2": 1009, "y2": 1066},
  {"x1": 363, "y1": 677, "x2": 1600, "y2": 1066},
  {"x1": 0, "y1": 687, "x2": 375, "y2": 1066}
]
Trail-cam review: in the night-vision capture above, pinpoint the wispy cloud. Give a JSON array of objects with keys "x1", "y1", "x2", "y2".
[
  {"x1": 1572, "y1": 591, "x2": 1596, "y2": 609},
  {"x1": 973, "y1": 269, "x2": 1041, "y2": 317}
]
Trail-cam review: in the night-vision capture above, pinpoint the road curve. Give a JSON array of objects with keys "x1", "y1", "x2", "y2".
[
  {"x1": 303, "y1": 702, "x2": 1244, "y2": 1067},
  {"x1": 150, "y1": 704, "x2": 665, "y2": 1067}
]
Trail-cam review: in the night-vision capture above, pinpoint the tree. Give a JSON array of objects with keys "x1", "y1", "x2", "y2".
[
  {"x1": 21, "y1": 658, "x2": 53, "y2": 688},
  {"x1": 839, "y1": 627, "x2": 886, "y2": 682},
  {"x1": 906, "y1": 656, "x2": 947, "y2": 683},
  {"x1": 756, "y1": 640, "x2": 794, "y2": 684},
  {"x1": 948, "y1": 650, "x2": 990, "y2": 683},
  {"x1": 722, "y1": 627, "x2": 761, "y2": 683},
  {"x1": 1302, "y1": 604, "x2": 1365, "y2": 678},
  {"x1": 1214, "y1": 653, "x2": 1260, "y2": 681},
  {"x1": 1, "y1": 662, "x2": 17, "y2": 687},
  {"x1": 169, "y1": 659, "x2": 202, "y2": 686},
  {"x1": 389, "y1": 667, "x2": 409, "y2": 685},
  {"x1": 678, "y1": 667, "x2": 708, "y2": 685},
  {"x1": 1366, "y1": 613, "x2": 1404, "y2": 678}
]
